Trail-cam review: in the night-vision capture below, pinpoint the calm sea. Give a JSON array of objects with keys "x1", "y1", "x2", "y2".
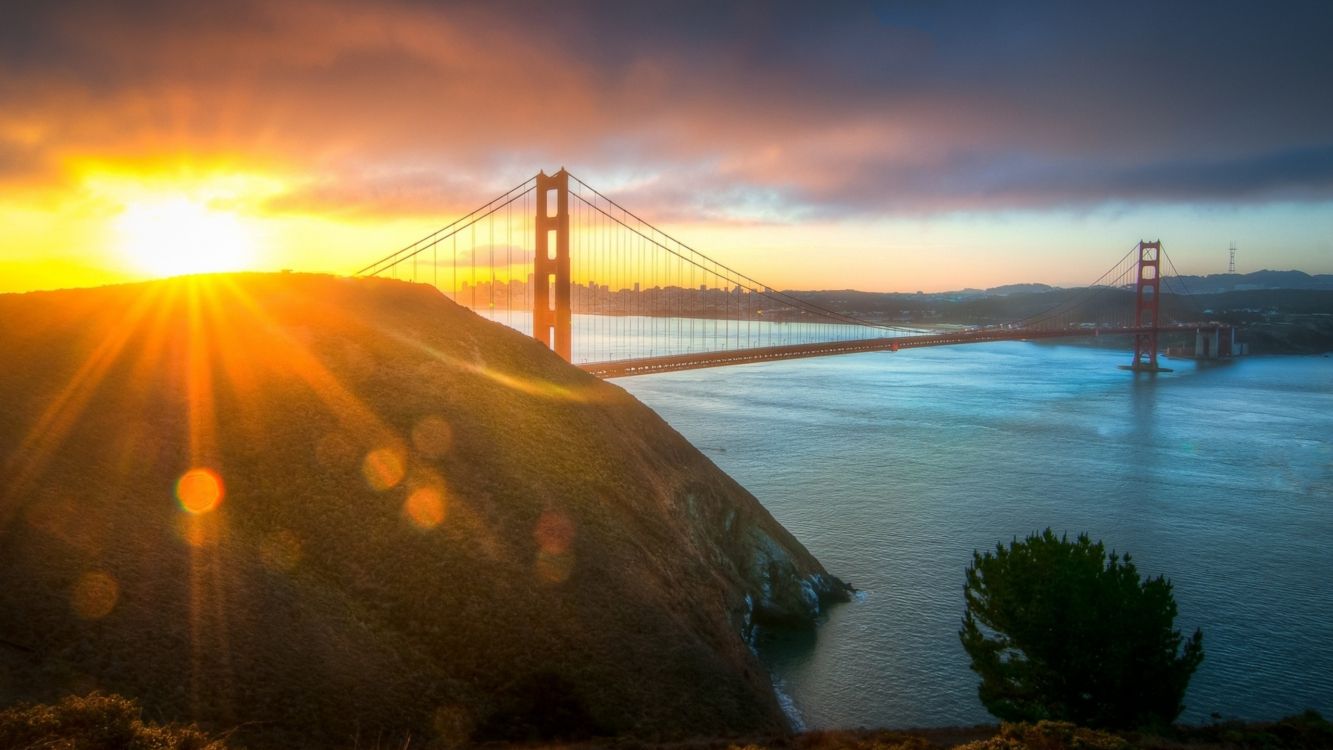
[{"x1": 618, "y1": 339, "x2": 1333, "y2": 729}]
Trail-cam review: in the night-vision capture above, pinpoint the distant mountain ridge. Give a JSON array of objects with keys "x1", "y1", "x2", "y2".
[
  {"x1": 956, "y1": 270, "x2": 1333, "y2": 297},
  {"x1": 794, "y1": 270, "x2": 1332, "y2": 301},
  {"x1": 1158, "y1": 269, "x2": 1333, "y2": 294},
  {"x1": 787, "y1": 279, "x2": 1333, "y2": 353}
]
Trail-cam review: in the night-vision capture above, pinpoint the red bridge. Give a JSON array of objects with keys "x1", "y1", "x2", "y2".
[{"x1": 360, "y1": 169, "x2": 1240, "y2": 377}]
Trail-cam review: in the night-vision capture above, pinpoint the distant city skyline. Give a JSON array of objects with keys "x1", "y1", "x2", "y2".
[{"x1": 2, "y1": 1, "x2": 1331, "y2": 294}]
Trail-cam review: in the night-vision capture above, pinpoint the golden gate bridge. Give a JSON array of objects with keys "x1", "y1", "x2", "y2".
[{"x1": 357, "y1": 169, "x2": 1239, "y2": 378}]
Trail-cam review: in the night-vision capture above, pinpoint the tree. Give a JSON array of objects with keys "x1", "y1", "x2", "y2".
[{"x1": 960, "y1": 529, "x2": 1204, "y2": 729}]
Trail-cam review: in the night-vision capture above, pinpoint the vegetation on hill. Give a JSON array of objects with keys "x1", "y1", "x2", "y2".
[
  {"x1": 0, "y1": 273, "x2": 848, "y2": 747},
  {"x1": 0, "y1": 693, "x2": 225, "y2": 750},
  {"x1": 6, "y1": 693, "x2": 1329, "y2": 750}
]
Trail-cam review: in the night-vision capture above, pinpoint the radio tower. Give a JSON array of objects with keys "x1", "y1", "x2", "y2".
[{"x1": 1228, "y1": 241, "x2": 1237, "y2": 273}]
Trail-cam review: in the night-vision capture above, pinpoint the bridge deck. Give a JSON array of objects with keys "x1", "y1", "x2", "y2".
[{"x1": 578, "y1": 325, "x2": 1203, "y2": 378}]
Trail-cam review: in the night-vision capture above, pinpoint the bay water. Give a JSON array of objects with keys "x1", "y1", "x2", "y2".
[{"x1": 618, "y1": 340, "x2": 1333, "y2": 728}]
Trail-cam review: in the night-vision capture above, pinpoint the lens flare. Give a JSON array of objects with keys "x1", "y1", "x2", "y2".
[
  {"x1": 362, "y1": 448, "x2": 405, "y2": 491},
  {"x1": 534, "y1": 510, "x2": 575, "y2": 554},
  {"x1": 404, "y1": 487, "x2": 447, "y2": 529},
  {"x1": 70, "y1": 571, "x2": 119, "y2": 619},
  {"x1": 176, "y1": 467, "x2": 224, "y2": 514}
]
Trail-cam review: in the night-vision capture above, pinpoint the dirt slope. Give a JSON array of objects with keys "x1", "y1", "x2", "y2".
[{"x1": 0, "y1": 273, "x2": 847, "y2": 747}]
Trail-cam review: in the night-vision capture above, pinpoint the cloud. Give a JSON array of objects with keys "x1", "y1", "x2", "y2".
[
  {"x1": 0, "y1": 137, "x2": 42, "y2": 182},
  {"x1": 1117, "y1": 145, "x2": 1333, "y2": 202},
  {"x1": 708, "y1": 142, "x2": 1333, "y2": 217},
  {"x1": 265, "y1": 168, "x2": 517, "y2": 218},
  {"x1": 2, "y1": 0, "x2": 1331, "y2": 221}
]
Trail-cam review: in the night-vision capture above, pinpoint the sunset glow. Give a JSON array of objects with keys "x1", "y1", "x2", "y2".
[
  {"x1": 117, "y1": 198, "x2": 256, "y2": 277},
  {"x1": 0, "y1": 3, "x2": 1328, "y2": 294}
]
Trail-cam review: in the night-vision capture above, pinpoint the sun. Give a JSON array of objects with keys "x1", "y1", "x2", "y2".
[{"x1": 117, "y1": 198, "x2": 257, "y2": 277}]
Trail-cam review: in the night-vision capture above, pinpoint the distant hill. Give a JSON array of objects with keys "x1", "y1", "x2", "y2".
[
  {"x1": 982, "y1": 283, "x2": 1057, "y2": 296},
  {"x1": 789, "y1": 284, "x2": 1333, "y2": 353},
  {"x1": 0, "y1": 274, "x2": 847, "y2": 747},
  {"x1": 1161, "y1": 269, "x2": 1333, "y2": 294},
  {"x1": 795, "y1": 271, "x2": 1329, "y2": 302}
]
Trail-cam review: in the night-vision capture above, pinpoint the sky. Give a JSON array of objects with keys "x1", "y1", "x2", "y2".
[{"x1": 2, "y1": 0, "x2": 1332, "y2": 294}]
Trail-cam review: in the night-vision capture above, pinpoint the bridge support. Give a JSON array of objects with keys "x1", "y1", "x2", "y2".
[
  {"x1": 1128, "y1": 239, "x2": 1170, "y2": 372},
  {"x1": 534, "y1": 169, "x2": 572, "y2": 361},
  {"x1": 1194, "y1": 325, "x2": 1243, "y2": 359},
  {"x1": 1195, "y1": 327, "x2": 1219, "y2": 359}
]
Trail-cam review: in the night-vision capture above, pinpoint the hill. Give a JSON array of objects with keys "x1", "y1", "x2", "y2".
[
  {"x1": 790, "y1": 286, "x2": 1333, "y2": 353},
  {"x1": 1164, "y1": 269, "x2": 1333, "y2": 294},
  {"x1": 0, "y1": 273, "x2": 848, "y2": 747}
]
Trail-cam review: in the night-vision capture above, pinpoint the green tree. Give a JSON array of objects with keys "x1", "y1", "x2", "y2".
[{"x1": 960, "y1": 529, "x2": 1204, "y2": 729}]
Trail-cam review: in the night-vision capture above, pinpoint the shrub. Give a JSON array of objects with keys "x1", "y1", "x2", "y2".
[
  {"x1": 955, "y1": 721, "x2": 1128, "y2": 750},
  {"x1": 960, "y1": 529, "x2": 1204, "y2": 729},
  {"x1": 0, "y1": 693, "x2": 226, "y2": 750}
]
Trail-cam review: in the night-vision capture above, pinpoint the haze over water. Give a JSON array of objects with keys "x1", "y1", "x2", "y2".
[{"x1": 622, "y1": 340, "x2": 1333, "y2": 729}]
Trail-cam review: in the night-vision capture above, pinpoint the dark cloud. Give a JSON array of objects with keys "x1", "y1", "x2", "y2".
[
  {"x1": 1, "y1": 0, "x2": 1330, "y2": 218},
  {"x1": 714, "y1": 143, "x2": 1333, "y2": 217},
  {"x1": 1113, "y1": 145, "x2": 1333, "y2": 202}
]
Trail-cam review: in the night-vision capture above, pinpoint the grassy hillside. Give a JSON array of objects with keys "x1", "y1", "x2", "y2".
[
  {"x1": 5, "y1": 695, "x2": 1327, "y2": 750},
  {"x1": 0, "y1": 273, "x2": 848, "y2": 747}
]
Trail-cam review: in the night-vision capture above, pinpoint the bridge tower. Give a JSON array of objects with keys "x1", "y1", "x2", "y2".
[
  {"x1": 534, "y1": 169, "x2": 572, "y2": 360},
  {"x1": 1129, "y1": 239, "x2": 1165, "y2": 372}
]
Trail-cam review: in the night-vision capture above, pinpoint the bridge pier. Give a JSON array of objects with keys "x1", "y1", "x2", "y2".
[
  {"x1": 1195, "y1": 327, "x2": 1220, "y2": 358},
  {"x1": 1192, "y1": 325, "x2": 1248, "y2": 360},
  {"x1": 534, "y1": 169, "x2": 572, "y2": 361},
  {"x1": 1125, "y1": 240, "x2": 1173, "y2": 372}
]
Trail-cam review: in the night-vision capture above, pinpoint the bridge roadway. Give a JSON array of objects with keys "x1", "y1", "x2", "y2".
[{"x1": 578, "y1": 324, "x2": 1207, "y2": 378}]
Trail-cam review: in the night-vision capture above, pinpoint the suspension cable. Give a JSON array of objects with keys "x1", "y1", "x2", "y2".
[
  {"x1": 357, "y1": 177, "x2": 537, "y2": 276},
  {"x1": 567, "y1": 188, "x2": 920, "y2": 334}
]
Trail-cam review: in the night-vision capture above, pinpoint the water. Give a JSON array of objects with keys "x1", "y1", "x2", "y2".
[
  {"x1": 477, "y1": 310, "x2": 897, "y2": 363},
  {"x1": 619, "y1": 340, "x2": 1333, "y2": 728}
]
